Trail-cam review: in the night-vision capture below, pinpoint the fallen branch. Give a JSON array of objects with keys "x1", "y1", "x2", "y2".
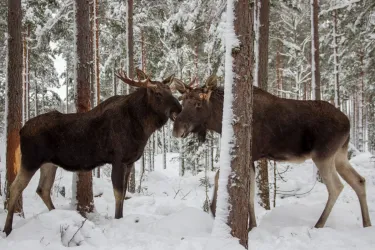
[{"x1": 68, "y1": 218, "x2": 87, "y2": 247}]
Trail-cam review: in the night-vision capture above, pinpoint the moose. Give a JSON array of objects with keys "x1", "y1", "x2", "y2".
[
  {"x1": 3, "y1": 69, "x2": 182, "y2": 236},
  {"x1": 172, "y1": 76, "x2": 372, "y2": 230}
]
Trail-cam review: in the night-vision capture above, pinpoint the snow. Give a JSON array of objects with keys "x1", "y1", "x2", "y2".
[
  {"x1": 0, "y1": 149, "x2": 375, "y2": 249},
  {"x1": 210, "y1": 0, "x2": 238, "y2": 240}
]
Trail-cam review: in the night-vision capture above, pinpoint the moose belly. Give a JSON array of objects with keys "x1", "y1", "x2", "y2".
[{"x1": 265, "y1": 153, "x2": 312, "y2": 164}]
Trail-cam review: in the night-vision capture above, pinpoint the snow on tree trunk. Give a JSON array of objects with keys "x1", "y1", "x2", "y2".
[
  {"x1": 72, "y1": 0, "x2": 94, "y2": 215},
  {"x1": 254, "y1": 0, "x2": 270, "y2": 211},
  {"x1": 358, "y1": 50, "x2": 364, "y2": 152},
  {"x1": 5, "y1": 0, "x2": 23, "y2": 213},
  {"x1": 211, "y1": 0, "x2": 253, "y2": 247},
  {"x1": 333, "y1": 9, "x2": 340, "y2": 109}
]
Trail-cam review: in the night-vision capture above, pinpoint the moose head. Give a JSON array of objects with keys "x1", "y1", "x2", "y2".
[
  {"x1": 172, "y1": 75, "x2": 222, "y2": 142},
  {"x1": 115, "y1": 68, "x2": 181, "y2": 121}
]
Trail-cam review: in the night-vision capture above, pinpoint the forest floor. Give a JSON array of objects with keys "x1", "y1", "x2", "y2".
[{"x1": 0, "y1": 151, "x2": 375, "y2": 250}]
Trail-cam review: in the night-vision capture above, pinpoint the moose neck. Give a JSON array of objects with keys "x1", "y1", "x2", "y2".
[
  {"x1": 206, "y1": 87, "x2": 224, "y2": 134},
  {"x1": 126, "y1": 89, "x2": 168, "y2": 137}
]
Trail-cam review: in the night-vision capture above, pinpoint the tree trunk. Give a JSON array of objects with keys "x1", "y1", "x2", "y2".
[
  {"x1": 126, "y1": 0, "x2": 134, "y2": 94},
  {"x1": 255, "y1": 0, "x2": 270, "y2": 211},
  {"x1": 333, "y1": 9, "x2": 340, "y2": 108},
  {"x1": 94, "y1": 0, "x2": 100, "y2": 105},
  {"x1": 126, "y1": 0, "x2": 135, "y2": 193},
  {"x1": 34, "y1": 71, "x2": 38, "y2": 117},
  {"x1": 358, "y1": 50, "x2": 364, "y2": 152},
  {"x1": 311, "y1": 0, "x2": 322, "y2": 182},
  {"x1": 73, "y1": 0, "x2": 94, "y2": 216},
  {"x1": 5, "y1": 0, "x2": 23, "y2": 213},
  {"x1": 311, "y1": 0, "x2": 321, "y2": 101},
  {"x1": 212, "y1": 0, "x2": 253, "y2": 247},
  {"x1": 112, "y1": 61, "x2": 117, "y2": 95},
  {"x1": 228, "y1": 0, "x2": 254, "y2": 243},
  {"x1": 66, "y1": 54, "x2": 69, "y2": 113},
  {"x1": 162, "y1": 126, "x2": 166, "y2": 169},
  {"x1": 275, "y1": 39, "x2": 283, "y2": 97},
  {"x1": 179, "y1": 139, "x2": 185, "y2": 176}
]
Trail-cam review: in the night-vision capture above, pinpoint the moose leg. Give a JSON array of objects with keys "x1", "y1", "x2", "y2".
[
  {"x1": 210, "y1": 169, "x2": 219, "y2": 217},
  {"x1": 335, "y1": 149, "x2": 372, "y2": 227},
  {"x1": 313, "y1": 156, "x2": 344, "y2": 228},
  {"x1": 111, "y1": 163, "x2": 132, "y2": 219},
  {"x1": 3, "y1": 166, "x2": 37, "y2": 236},
  {"x1": 36, "y1": 163, "x2": 57, "y2": 211},
  {"x1": 249, "y1": 162, "x2": 257, "y2": 230}
]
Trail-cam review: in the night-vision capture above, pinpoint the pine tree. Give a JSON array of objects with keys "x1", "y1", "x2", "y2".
[
  {"x1": 73, "y1": 0, "x2": 94, "y2": 216},
  {"x1": 211, "y1": 0, "x2": 253, "y2": 247},
  {"x1": 4, "y1": 0, "x2": 23, "y2": 213},
  {"x1": 255, "y1": 0, "x2": 270, "y2": 211}
]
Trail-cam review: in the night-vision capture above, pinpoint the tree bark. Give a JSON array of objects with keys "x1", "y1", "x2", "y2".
[
  {"x1": 311, "y1": 0, "x2": 321, "y2": 100},
  {"x1": 333, "y1": 9, "x2": 340, "y2": 108},
  {"x1": 126, "y1": 0, "x2": 134, "y2": 94},
  {"x1": 34, "y1": 71, "x2": 38, "y2": 117},
  {"x1": 127, "y1": 0, "x2": 135, "y2": 193},
  {"x1": 255, "y1": 0, "x2": 270, "y2": 211},
  {"x1": 227, "y1": 0, "x2": 254, "y2": 247},
  {"x1": 311, "y1": 0, "x2": 322, "y2": 182},
  {"x1": 74, "y1": 0, "x2": 94, "y2": 215},
  {"x1": 5, "y1": 0, "x2": 23, "y2": 213}
]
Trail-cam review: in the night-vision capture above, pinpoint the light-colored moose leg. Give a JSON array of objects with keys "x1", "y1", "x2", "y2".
[
  {"x1": 3, "y1": 167, "x2": 37, "y2": 236},
  {"x1": 249, "y1": 162, "x2": 257, "y2": 230},
  {"x1": 36, "y1": 163, "x2": 57, "y2": 211},
  {"x1": 335, "y1": 148, "x2": 372, "y2": 227},
  {"x1": 313, "y1": 156, "x2": 344, "y2": 228},
  {"x1": 112, "y1": 163, "x2": 132, "y2": 219}
]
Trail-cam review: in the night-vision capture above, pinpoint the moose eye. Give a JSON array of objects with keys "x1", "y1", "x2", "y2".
[
  {"x1": 156, "y1": 92, "x2": 162, "y2": 98},
  {"x1": 195, "y1": 102, "x2": 202, "y2": 108}
]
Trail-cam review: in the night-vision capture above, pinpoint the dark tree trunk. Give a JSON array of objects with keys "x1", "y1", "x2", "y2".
[
  {"x1": 227, "y1": 0, "x2": 254, "y2": 247},
  {"x1": 127, "y1": 0, "x2": 136, "y2": 193},
  {"x1": 5, "y1": 0, "x2": 23, "y2": 213},
  {"x1": 311, "y1": 0, "x2": 322, "y2": 182},
  {"x1": 311, "y1": 0, "x2": 321, "y2": 100},
  {"x1": 74, "y1": 0, "x2": 94, "y2": 215},
  {"x1": 255, "y1": 0, "x2": 270, "y2": 211}
]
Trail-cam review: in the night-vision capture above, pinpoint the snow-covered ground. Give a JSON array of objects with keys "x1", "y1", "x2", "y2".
[{"x1": 0, "y1": 151, "x2": 374, "y2": 250}]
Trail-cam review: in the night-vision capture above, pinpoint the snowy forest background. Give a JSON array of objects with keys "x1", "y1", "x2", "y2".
[
  {"x1": 1, "y1": 0, "x2": 375, "y2": 163},
  {"x1": 0, "y1": 0, "x2": 375, "y2": 249},
  {"x1": 1, "y1": 0, "x2": 375, "y2": 211}
]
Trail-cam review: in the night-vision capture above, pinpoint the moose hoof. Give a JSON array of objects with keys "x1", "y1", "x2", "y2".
[{"x1": 3, "y1": 227, "x2": 12, "y2": 237}]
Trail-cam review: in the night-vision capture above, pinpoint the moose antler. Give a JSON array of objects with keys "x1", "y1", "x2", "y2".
[
  {"x1": 173, "y1": 77, "x2": 197, "y2": 94},
  {"x1": 115, "y1": 69, "x2": 156, "y2": 88}
]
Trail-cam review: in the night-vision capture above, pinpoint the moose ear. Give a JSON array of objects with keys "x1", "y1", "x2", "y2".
[
  {"x1": 173, "y1": 78, "x2": 187, "y2": 94},
  {"x1": 205, "y1": 75, "x2": 218, "y2": 90},
  {"x1": 136, "y1": 68, "x2": 148, "y2": 80},
  {"x1": 162, "y1": 74, "x2": 175, "y2": 85}
]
